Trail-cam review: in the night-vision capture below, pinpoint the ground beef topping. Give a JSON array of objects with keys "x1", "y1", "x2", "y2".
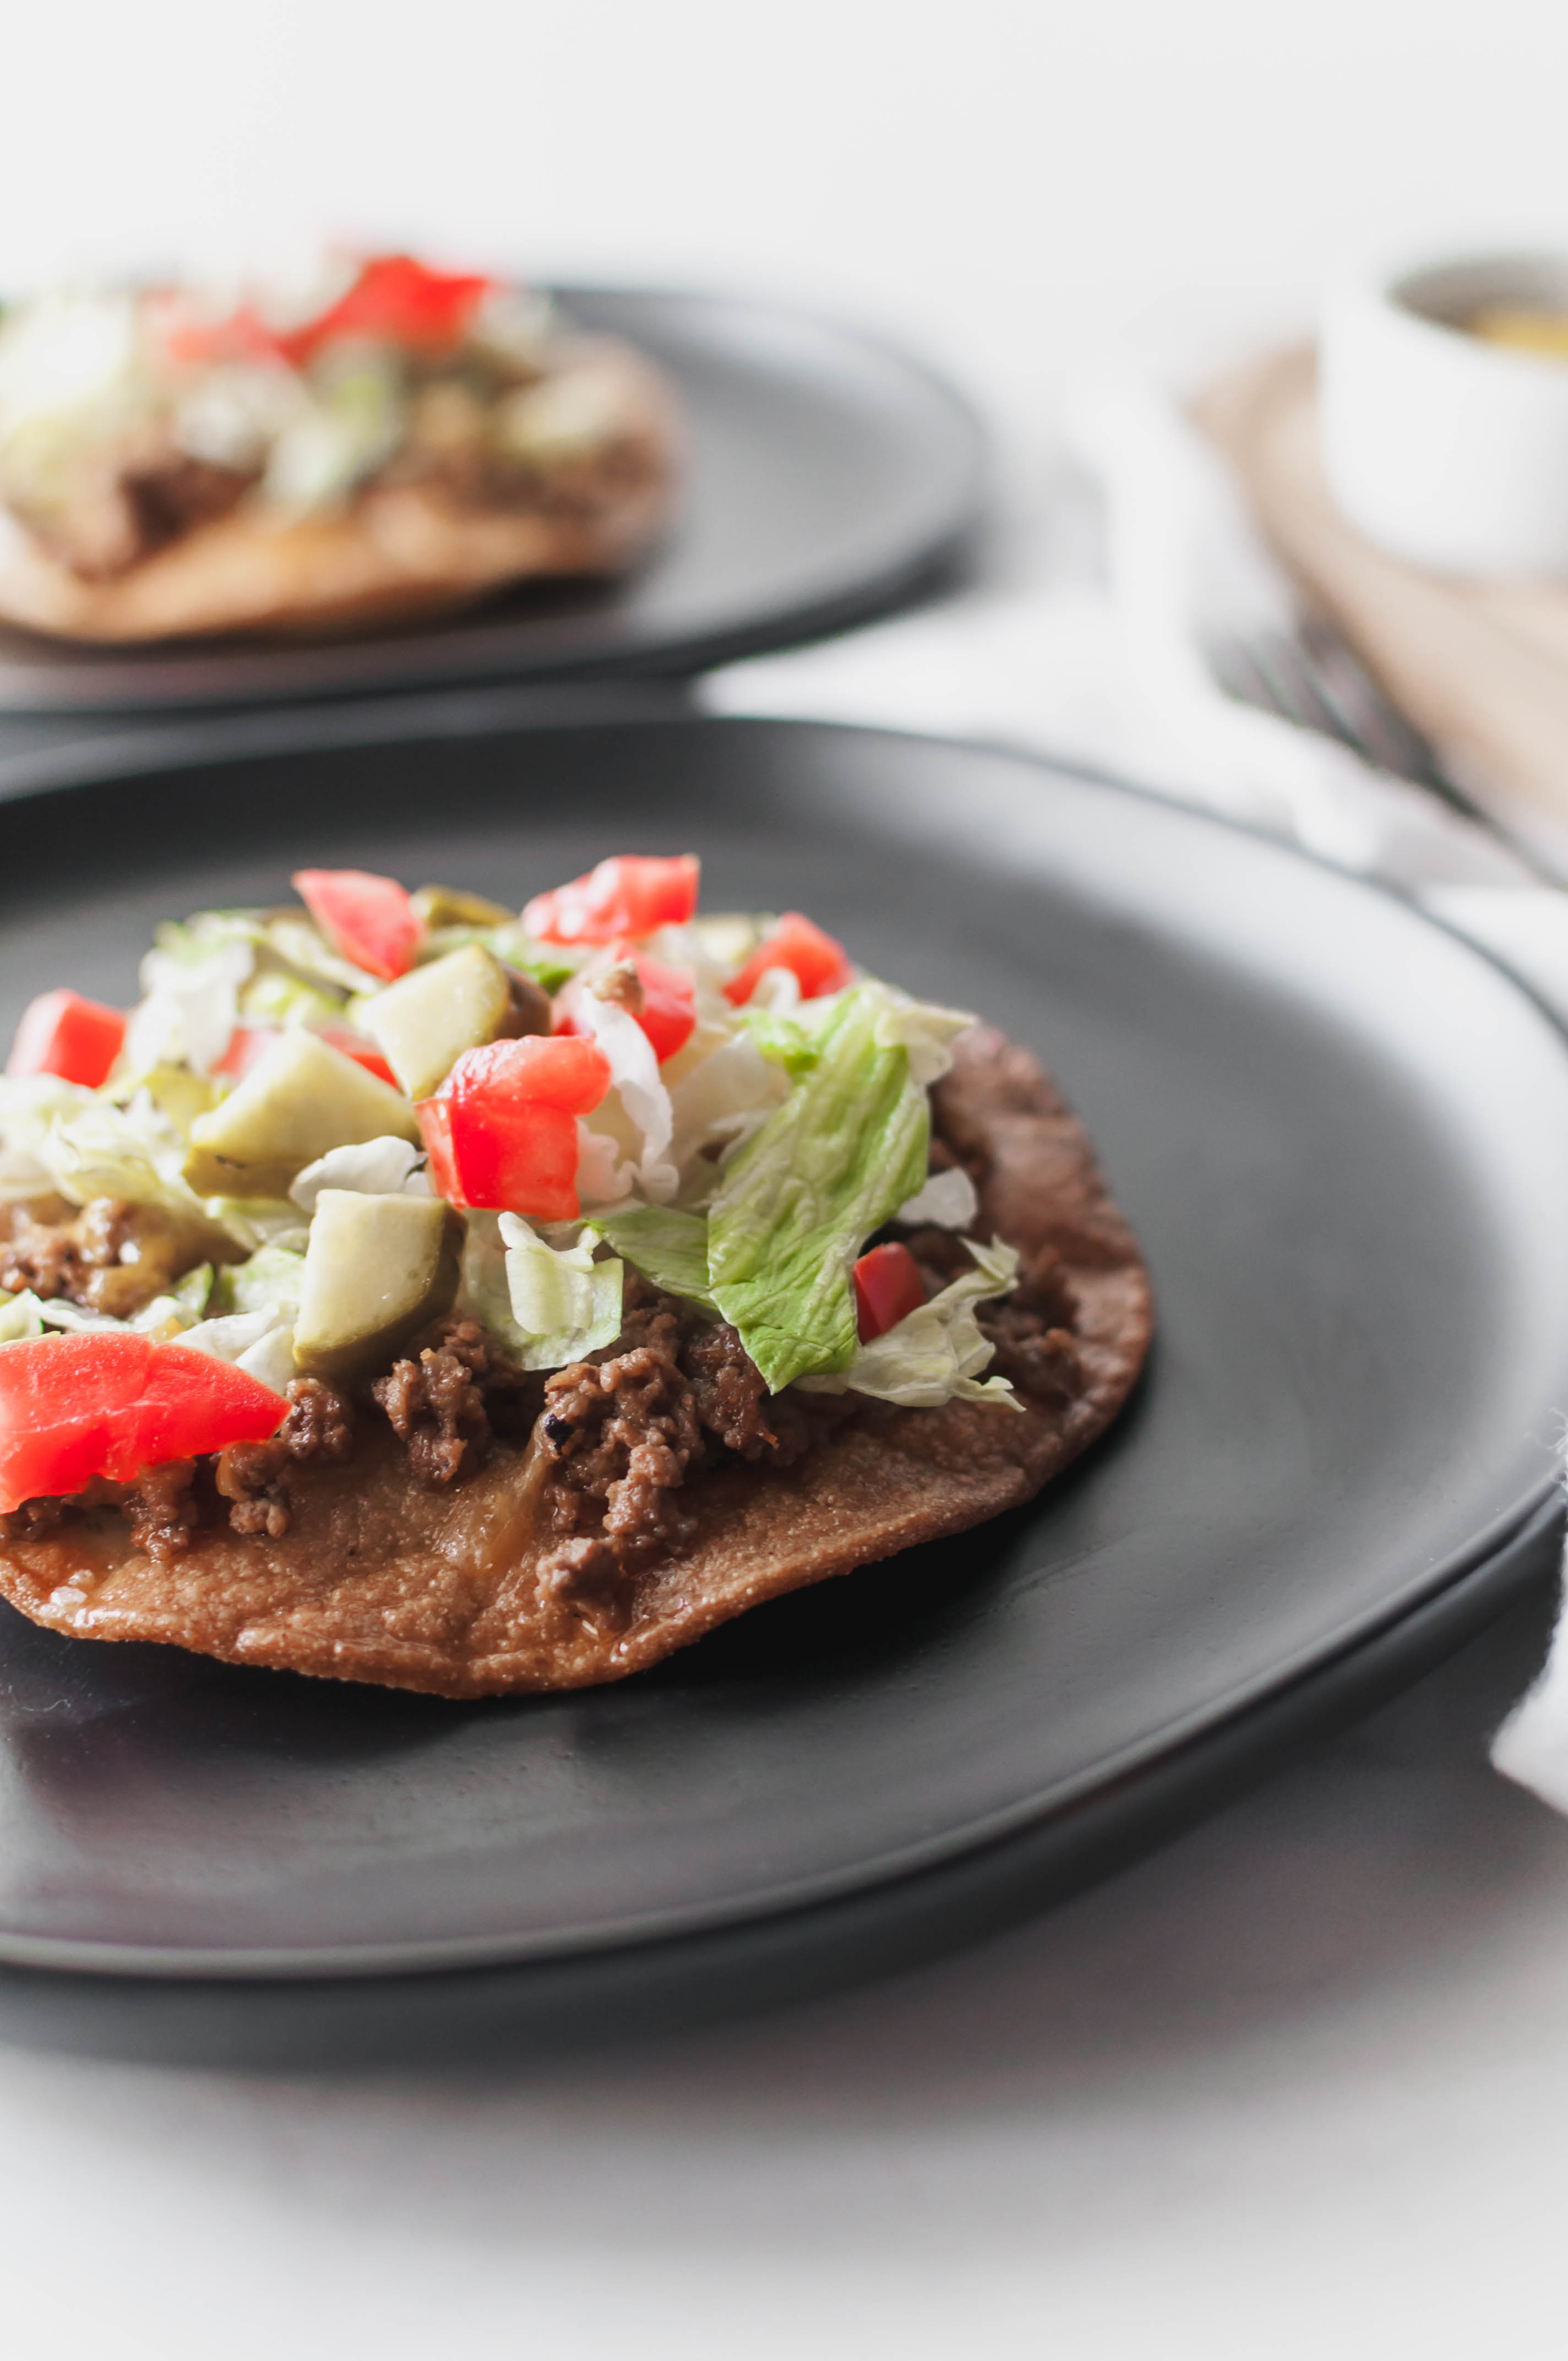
[
  {"x1": 680, "y1": 1319, "x2": 819, "y2": 1466},
  {"x1": 975, "y1": 1247, "x2": 1084, "y2": 1403},
  {"x1": 373, "y1": 1315, "x2": 531, "y2": 1489},
  {"x1": 539, "y1": 1336, "x2": 703, "y2": 1591},
  {"x1": 127, "y1": 1460, "x2": 200, "y2": 1564},
  {"x1": 0, "y1": 1194, "x2": 216, "y2": 1319},
  {"x1": 15, "y1": 437, "x2": 255, "y2": 583},
  {"x1": 214, "y1": 1379, "x2": 357, "y2": 1540}
]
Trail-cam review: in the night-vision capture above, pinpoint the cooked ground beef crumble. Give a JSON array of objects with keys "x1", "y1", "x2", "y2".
[
  {"x1": 373, "y1": 1315, "x2": 535, "y2": 1489},
  {"x1": 0, "y1": 1194, "x2": 220, "y2": 1320}
]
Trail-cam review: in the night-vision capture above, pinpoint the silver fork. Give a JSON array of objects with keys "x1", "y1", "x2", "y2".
[{"x1": 1207, "y1": 612, "x2": 1469, "y2": 809}]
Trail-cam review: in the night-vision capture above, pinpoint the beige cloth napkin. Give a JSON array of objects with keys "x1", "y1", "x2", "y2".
[{"x1": 706, "y1": 377, "x2": 1568, "y2": 1811}]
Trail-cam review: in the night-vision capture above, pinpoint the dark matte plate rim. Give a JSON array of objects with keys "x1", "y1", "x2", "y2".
[
  {"x1": 0, "y1": 706, "x2": 1562, "y2": 1978},
  {"x1": 0, "y1": 1490, "x2": 1550, "y2": 1983},
  {"x1": 0, "y1": 284, "x2": 986, "y2": 713}
]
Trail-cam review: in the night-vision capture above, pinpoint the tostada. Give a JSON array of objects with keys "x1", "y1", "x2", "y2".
[
  {"x1": 0, "y1": 252, "x2": 677, "y2": 643},
  {"x1": 0, "y1": 855, "x2": 1151, "y2": 1694}
]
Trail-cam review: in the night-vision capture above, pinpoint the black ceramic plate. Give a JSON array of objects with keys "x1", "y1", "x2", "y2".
[
  {"x1": 0, "y1": 288, "x2": 983, "y2": 715},
  {"x1": 1, "y1": 708, "x2": 1566, "y2": 1994}
]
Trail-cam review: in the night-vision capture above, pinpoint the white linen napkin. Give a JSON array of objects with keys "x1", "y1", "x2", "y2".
[{"x1": 704, "y1": 377, "x2": 1568, "y2": 1811}]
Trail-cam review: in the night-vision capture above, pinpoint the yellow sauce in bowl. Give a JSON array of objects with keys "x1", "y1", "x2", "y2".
[{"x1": 1468, "y1": 304, "x2": 1568, "y2": 363}]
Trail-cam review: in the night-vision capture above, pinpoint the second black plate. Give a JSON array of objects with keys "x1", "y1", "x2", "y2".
[{"x1": 0, "y1": 287, "x2": 983, "y2": 714}]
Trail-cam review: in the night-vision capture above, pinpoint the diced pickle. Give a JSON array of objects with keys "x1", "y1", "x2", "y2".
[
  {"x1": 183, "y1": 1031, "x2": 418, "y2": 1200},
  {"x1": 292, "y1": 1190, "x2": 461, "y2": 1381},
  {"x1": 361, "y1": 943, "x2": 549, "y2": 1100},
  {"x1": 410, "y1": 884, "x2": 513, "y2": 931}
]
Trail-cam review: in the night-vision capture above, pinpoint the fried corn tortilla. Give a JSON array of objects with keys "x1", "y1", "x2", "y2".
[{"x1": 0, "y1": 1027, "x2": 1151, "y2": 1696}]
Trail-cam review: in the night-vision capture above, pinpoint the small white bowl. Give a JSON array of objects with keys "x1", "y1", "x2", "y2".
[{"x1": 1321, "y1": 250, "x2": 1568, "y2": 579}]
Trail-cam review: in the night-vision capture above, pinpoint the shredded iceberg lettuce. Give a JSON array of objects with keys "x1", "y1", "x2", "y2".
[
  {"x1": 481, "y1": 924, "x2": 579, "y2": 995},
  {"x1": 0, "y1": 1074, "x2": 95, "y2": 1198},
  {"x1": 0, "y1": 1289, "x2": 45, "y2": 1342},
  {"x1": 497, "y1": 1214, "x2": 623, "y2": 1370},
  {"x1": 454, "y1": 1210, "x2": 526, "y2": 1353},
  {"x1": 736, "y1": 1006, "x2": 821, "y2": 1077},
  {"x1": 573, "y1": 1120, "x2": 638, "y2": 1214},
  {"x1": 799, "y1": 1238, "x2": 1022, "y2": 1410},
  {"x1": 867, "y1": 992, "x2": 973, "y2": 1086},
  {"x1": 894, "y1": 1165, "x2": 978, "y2": 1230},
  {"x1": 126, "y1": 921, "x2": 255, "y2": 1079},
  {"x1": 564, "y1": 986, "x2": 678, "y2": 1204},
  {"x1": 585, "y1": 1205, "x2": 717, "y2": 1313},
  {"x1": 172, "y1": 1261, "x2": 216, "y2": 1317},
  {"x1": 706, "y1": 982, "x2": 931, "y2": 1391},
  {"x1": 181, "y1": 1305, "x2": 296, "y2": 1392},
  {"x1": 34, "y1": 1090, "x2": 210, "y2": 1217},
  {"x1": 667, "y1": 1032, "x2": 789, "y2": 1189},
  {"x1": 222, "y1": 1245, "x2": 306, "y2": 1323},
  {"x1": 36, "y1": 1297, "x2": 128, "y2": 1334},
  {"x1": 263, "y1": 913, "x2": 382, "y2": 997},
  {"x1": 289, "y1": 1136, "x2": 427, "y2": 1213},
  {"x1": 239, "y1": 969, "x2": 345, "y2": 1031}
]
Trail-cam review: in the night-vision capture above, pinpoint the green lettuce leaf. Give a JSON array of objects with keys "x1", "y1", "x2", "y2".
[
  {"x1": 455, "y1": 1210, "x2": 624, "y2": 1372},
  {"x1": 706, "y1": 982, "x2": 930, "y2": 1390},
  {"x1": 734, "y1": 1007, "x2": 820, "y2": 1078},
  {"x1": 797, "y1": 1237, "x2": 1022, "y2": 1410},
  {"x1": 499, "y1": 1214, "x2": 623, "y2": 1370},
  {"x1": 585, "y1": 1205, "x2": 717, "y2": 1314},
  {"x1": 225, "y1": 1245, "x2": 307, "y2": 1323}
]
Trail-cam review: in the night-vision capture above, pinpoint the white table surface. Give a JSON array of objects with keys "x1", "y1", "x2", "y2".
[
  {"x1": 3, "y1": 1586, "x2": 1565, "y2": 2361},
  {"x1": 6, "y1": 5, "x2": 1568, "y2": 2351}
]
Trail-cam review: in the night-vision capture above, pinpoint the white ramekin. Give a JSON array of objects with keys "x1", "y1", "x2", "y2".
[{"x1": 1320, "y1": 250, "x2": 1568, "y2": 579}]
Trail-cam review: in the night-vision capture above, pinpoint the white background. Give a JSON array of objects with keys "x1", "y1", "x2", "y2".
[
  {"x1": 4, "y1": 0, "x2": 1567, "y2": 421},
  {"x1": 4, "y1": 4, "x2": 1568, "y2": 2354}
]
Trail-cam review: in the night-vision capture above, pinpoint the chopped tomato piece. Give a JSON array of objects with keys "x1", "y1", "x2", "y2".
[
  {"x1": 6, "y1": 989, "x2": 127, "y2": 1088},
  {"x1": 215, "y1": 1024, "x2": 399, "y2": 1088},
  {"x1": 625, "y1": 954, "x2": 698, "y2": 1063},
  {"x1": 146, "y1": 290, "x2": 290, "y2": 371},
  {"x1": 319, "y1": 1027, "x2": 399, "y2": 1086},
  {"x1": 417, "y1": 1033, "x2": 612, "y2": 1220},
  {"x1": 292, "y1": 869, "x2": 422, "y2": 982},
  {"x1": 445, "y1": 1034, "x2": 612, "y2": 1112},
  {"x1": 284, "y1": 254, "x2": 494, "y2": 363},
  {"x1": 0, "y1": 1334, "x2": 287, "y2": 1514},
  {"x1": 559, "y1": 954, "x2": 697, "y2": 1065},
  {"x1": 523, "y1": 855, "x2": 700, "y2": 945},
  {"x1": 417, "y1": 1097, "x2": 580, "y2": 1222},
  {"x1": 722, "y1": 912, "x2": 853, "y2": 1007},
  {"x1": 853, "y1": 1242, "x2": 927, "y2": 1343}
]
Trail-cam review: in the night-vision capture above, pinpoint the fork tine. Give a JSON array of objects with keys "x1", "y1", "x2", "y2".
[
  {"x1": 1297, "y1": 617, "x2": 1452, "y2": 792},
  {"x1": 1251, "y1": 630, "x2": 1366, "y2": 749}
]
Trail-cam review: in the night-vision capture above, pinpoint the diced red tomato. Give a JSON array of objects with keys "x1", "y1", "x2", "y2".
[
  {"x1": 282, "y1": 254, "x2": 494, "y2": 365},
  {"x1": 445, "y1": 1034, "x2": 612, "y2": 1112},
  {"x1": 853, "y1": 1242, "x2": 928, "y2": 1343},
  {"x1": 722, "y1": 912, "x2": 853, "y2": 1007},
  {"x1": 624, "y1": 954, "x2": 697, "y2": 1063},
  {"x1": 211, "y1": 1026, "x2": 270, "y2": 1081},
  {"x1": 214, "y1": 1024, "x2": 399, "y2": 1087},
  {"x1": 292, "y1": 869, "x2": 422, "y2": 982},
  {"x1": 523, "y1": 855, "x2": 700, "y2": 946},
  {"x1": 320, "y1": 1027, "x2": 399, "y2": 1086},
  {"x1": 558, "y1": 954, "x2": 697, "y2": 1065},
  {"x1": 0, "y1": 1333, "x2": 287, "y2": 1514},
  {"x1": 417, "y1": 1033, "x2": 612, "y2": 1220},
  {"x1": 146, "y1": 290, "x2": 291, "y2": 372},
  {"x1": 417, "y1": 1096, "x2": 580, "y2": 1222},
  {"x1": 6, "y1": 989, "x2": 127, "y2": 1088}
]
